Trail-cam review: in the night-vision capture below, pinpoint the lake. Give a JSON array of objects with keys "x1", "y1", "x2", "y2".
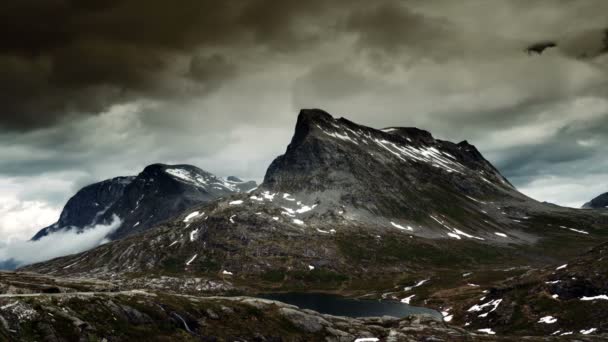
[{"x1": 259, "y1": 292, "x2": 442, "y2": 319}]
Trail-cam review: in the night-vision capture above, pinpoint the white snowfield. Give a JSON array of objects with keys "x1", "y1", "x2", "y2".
[
  {"x1": 165, "y1": 168, "x2": 241, "y2": 192},
  {"x1": 580, "y1": 328, "x2": 597, "y2": 335},
  {"x1": 189, "y1": 228, "x2": 198, "y2": 242},
  {"x1": 404, "y1": 279, "x2": 429, "y2": 291},
  {"x1": 430, "y1": 215, "x2": 483, "y2": 240},
  {"x1": 464, "y1": 195, "x2": 486, "y2": 204},
  {"x1": 183, "y1": 211, "x2": 201, "y2": 223},
  {"x1": 581, "y1": 295, "x2": 608, "y2": 301},
  {"x1": 538, "y1": 316, "x2": 557, "y2": 324},
  {"x1": 390, "y1": 222, "x2": 413, "y2": 231},
  {"x1": 447, "y1": 232, "x2": 461, "y2": 239},
  {"x1": 296, "y1": 204, "x2": 316, "y2": 213},
  {"x1": 185, "y1": 254, "x2": 197, "y2": 266},
  {"x1": 312, "y1": 118, "x2": 510, "y2": 188},
  {"x1": 477, "y1": 328, "x2": 496, "y2": 335},
  {"x1": 262, "y1": 191, "x2": 276, "y2": 201},
  {"x1": 468, "y1": 298, "x2": 502, "y2": 318},
  {"x1": 374, "y1": 138, "x2": 464, "y2": 174},
  {"x1": 401, "y1": 294, "x2": 415, "y2": 304},
  {"x1": 441, "y1": 309, "x2": 453, "y2": 322},
  {"x1": 559, "y1": 225, "x2": 589, "y2": 235},
  {"x1": 241, "y1": 191, "x2": 318, "y2": 226},
  {"x1": 316, "y1": 124, "x2": 359, "y2": 145}
]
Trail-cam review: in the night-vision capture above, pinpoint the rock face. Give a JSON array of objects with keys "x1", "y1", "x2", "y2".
[
  {"x1": 32, "y1": 163, "x2": 257, "y2": 241},
  {"x1": 583, "y1": 192, "x2": 608, "y2": 209},
  {"x1": 263, "y1": 109, "x2": 525, "y2": 229}
]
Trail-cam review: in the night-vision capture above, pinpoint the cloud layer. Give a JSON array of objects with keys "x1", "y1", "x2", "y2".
[{"x1": 0, "y1": 215, "x2": 121, "y2": 269}]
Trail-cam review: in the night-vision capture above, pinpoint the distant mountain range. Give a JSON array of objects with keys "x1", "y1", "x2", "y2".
[{"x1": 32, "y1": 164, "x2": 256, "y2": 240}]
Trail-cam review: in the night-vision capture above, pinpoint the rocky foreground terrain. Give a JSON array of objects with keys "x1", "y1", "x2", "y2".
[
  {"x1": 1, "y1": 271, "x2": 606, "y2": 341},
  {"x1": 14, "y1": 109, "x2": 608, "y2": 340}
]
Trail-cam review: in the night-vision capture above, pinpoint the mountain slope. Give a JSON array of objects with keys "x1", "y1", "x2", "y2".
[
  {"x1": 32, "y1": 163, "x2": 257, "y2": 241},
  {"x1": 583, "y1": 192, "x2": 608, "y2": 209}
]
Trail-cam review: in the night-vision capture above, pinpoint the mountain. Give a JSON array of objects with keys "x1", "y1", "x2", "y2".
[
  {"x1": 32, "y1": 164, "x2": 257, "y2": 241},
  {"x1": 583, "y1": 192, "x2": 608, "y2": 209},
  {"x1": 18, "y1": 109, "x2": 608, "y2": 339},
  {"x1": 24, "y1": 109, "x2": 608, "y2": 278},
  {"x1": 263, "y1": 109, "x2": 530, "y2": 239}
]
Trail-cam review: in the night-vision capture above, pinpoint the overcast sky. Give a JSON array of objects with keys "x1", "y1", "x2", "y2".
[{"x1": 1, "y1": 0, "x2": 608, "y2": 242}]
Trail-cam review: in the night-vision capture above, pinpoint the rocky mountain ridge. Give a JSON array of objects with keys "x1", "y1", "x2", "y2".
[{"x1": 32, "y1": 163, "x2": 256, "y2": 241}]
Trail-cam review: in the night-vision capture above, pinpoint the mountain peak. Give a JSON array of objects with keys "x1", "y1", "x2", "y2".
[
  {"x1": 32, "y1": 163, "x2": 257, "y2": 242},
  {"x1": 263, "y1": 108, "x2": 517, "y2": 222},
  {"x1": 290, "y1": 109, "x2": 335, "y2": 146},
  {"x1": 298, "y1": 108, "x2": 334, "y2": 123}
]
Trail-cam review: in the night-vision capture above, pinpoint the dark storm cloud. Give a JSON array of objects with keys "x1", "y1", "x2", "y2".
[
  {"x1": 0, "y1": 0, "x2": 349, "y2": 131},
  {"x1": 2, "y1": 0, "x2": 544, "y2": 132},
  {"x1": 4, "y1": 0, "x2": 607, "y2": 131},
  {"x1": 343, "y1": 1, "x2": 461, "y2": 62},
  {"x1": 188, "y1": 54, "x2": 238, "y2": 90},
  {"x1": 560, "y1": 28, "x2": 608, "y2": 59}
]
